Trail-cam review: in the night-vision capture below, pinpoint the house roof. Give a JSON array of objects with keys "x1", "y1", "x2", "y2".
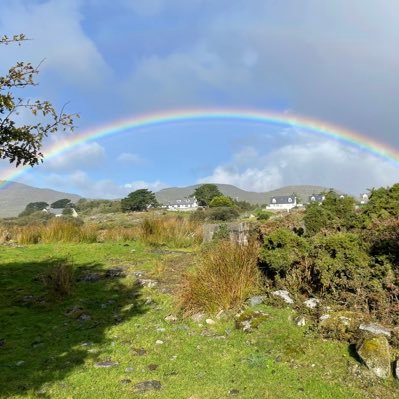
[
  {"x1": 269, "y1": 195, "x2": 296, "y2": 205},
  {"x1": 309, "y1": 194, "x2": 326, "y2": 202}
]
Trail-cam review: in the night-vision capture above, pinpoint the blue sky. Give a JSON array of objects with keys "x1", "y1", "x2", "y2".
[{"x1": 1, "y1": 0, "x2": 399, "y2": 198}]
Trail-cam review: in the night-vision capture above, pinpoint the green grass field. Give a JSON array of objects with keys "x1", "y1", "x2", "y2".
[{"x1": 1, "y1": 241, "x2": 398, "y2": 398}]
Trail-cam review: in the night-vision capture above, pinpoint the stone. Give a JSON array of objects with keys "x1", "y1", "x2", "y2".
[
  {"x1": 357, "y1": 336, "x2": 391, "y2": 379},
  {"x1": 395, "y1": 359, "x2": 399, "y2": 379},
  {"x1": 359, "y1": 323, "x2": 391, "y2": 338},
  {"x1": 191, "y1": 313, "x2": 205, "y2": 322},
  {"x1": 235, "y1": 309, "x2": 268, "y2": 332},
  {"x1": 304, "y1": 298, "x2": 319, "y2": 309},
  {"x1": 81, "y1": 273, "x2": 101, "y2": 282},
  {"x1": 134, "y1": 380, "x2": 162, "y2": 393},
  {"x1": 229, "y1": 389, "x2": 240, "y2": 396},
  {"x1": 272, "y1": 290, "x2": 294, "y2": 304},
  {"x1": 319, "y1": 311, "x2": 363, "y2": 340},
  {"x1": 65, "y1": 306, "x2": 85, "y2": 319},
  {"x1": 156, "y1": 327, "x2": 166, "y2": 333},
  {"x1": 94, "y1": 360, "x2": 119, "y2": 368},
  {"x1": 139, "y1": 279, "x2": 158, "y2": 288},
  {"x1": 164, "y1": 315, "x2": 178, "y2": 323},
  {"x1": 78, "y1": 314, "x2": 91, "y2": 321},
  {"x1": 125, "y1": 367, "x2": 134, "y2": 372},
  {"x1": 205, "y1": 319, "x2": 216, "y2": 325},
  {"x1": 105, "y1": 268, "x2": 126, "y2": 278},
  {"x1": 247, "y1": 295, "x2": 266, "y2": 306},
  {"x1": 155, "y1": 340, "x2": 164, "y2": 345},
  {"x1": 295, "y1": 316, "x2": 306, "y2": 327},
  {"x1": 132, "y1": 348, "x2": 147, "y2": 356}
]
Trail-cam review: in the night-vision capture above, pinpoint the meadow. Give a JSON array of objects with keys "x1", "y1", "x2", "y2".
[{"x1": 1, "y1": 212, "x2": 399, "y2": 398}]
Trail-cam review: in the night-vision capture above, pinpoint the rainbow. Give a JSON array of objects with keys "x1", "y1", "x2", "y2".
[{"x1": 1, "y1": 108, "x2": 398, "y2": 189}]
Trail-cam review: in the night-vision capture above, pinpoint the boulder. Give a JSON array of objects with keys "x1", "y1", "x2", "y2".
[
  {"x1": 271, "y1": 290, "x2": 294, "y2": 304},
  {"x1": 359, "y1": 323, "x2": 391, "y2": 338},
  {"x1": 357, "y1": 336, "x2": 391, "y2": 379},
  {"x1": 304, "y1": 298, "x2": 319, "y2": 309},
  {"x1": 247, "y1": 295, "x2": 266, "y2": 306},
  {"x1": 318, "y1": 311, "x2": 363, "y2": 340}
]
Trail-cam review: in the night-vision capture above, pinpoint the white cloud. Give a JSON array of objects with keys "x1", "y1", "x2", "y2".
[
  {"x1": 42, "y1": 142, "x2": 106, "y2": 172},
  {"x1": 117, "y1": 152, "x2": 143, "y2": 164},
  {"x1": 199, "y1": 133, "x2": 399, "y2": 194},
  {"x1": 123, "y1": 180, "x2": 167, "y2": 192},
  {"x1": 0, "y1": 0, "x2": 112, "y2": 88}
]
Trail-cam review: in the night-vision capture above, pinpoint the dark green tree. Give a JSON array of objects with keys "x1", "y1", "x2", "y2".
[
  {"x1": 192, "y1": 184, "x2": 221, "y2": 206},
  {"x1": 1, "y1": 34, "x2": 78, "y2": 166},
  {"x1": 363, "y1": 183, "x2": 399, "y2": 220},
  {"x1": 121, "y1": 189, "x2": 158, "y2": 212},
  {"x1": 51, "y1": 199, "x2": 72, "y2": 209},
  {"x1": 19, "y1": 201, "x2": 48, "y2": 216}
]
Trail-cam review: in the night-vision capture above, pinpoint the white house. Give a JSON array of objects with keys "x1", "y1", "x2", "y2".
[
  {"x1": 360, "y1": 193, "x2": 369, "y2": 204},
  {"x1": 266, "y1": 195, "x2": 297, "y2": 211},
  {"x1": 162, "y1": 197, "x2": 199, "y2": 212},
  {"x1": 43, "y1": 207, "x2": 79, "y2": 218},
  {"x1": 309, "y1": 193, "x2": 326, "y2": 204}
]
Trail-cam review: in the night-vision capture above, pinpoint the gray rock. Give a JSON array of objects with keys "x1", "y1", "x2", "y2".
[
  {"x1": 247, "y1": 295, "x2": 266, "y2": 306},
  {"x1": 205, "y1": 319, "x2": 216, "y2": 325},
  {"x1": 395, "y1": 359, "x2": 399, "y2": 379},
  {"x1": 304, "y1": 298, "x2": 319, "y2": 309},
  {"x1": 79, "y1": 314, "x2": 91, "y2": 321},
  {"x1": 125, "y1": 367, "x2": 134, "y2": 372},
  {"x1": 357, "y1": 336, "x2": 391, "y2": 379},
  {"x1": 272, "y1": 290, "x2": 294, "y2": 304},
  {"x1": 359, "y1": 323, "x2": 391, "y2": 337},
  {"x1": 164, "y1": 315, "x2": 178, "y2": 323},
  {"x1": 295, "y1": 316, "x2": 306, "y2": 327},
  {"x1": 191, "y1": 313, "x2": 205, "y2": 322},
  {"x1": 94, "y1": 360, "x2": 119, "y2": 368},
  {"x1": 139, "y1": 279, "x2": 158, "y2": 288},
  {"x1": 105, "y1": 268, "x2": 126, "y2": 278},
  {"x1": 134, "y1": 380, "x2": 162, "y2": 393}
]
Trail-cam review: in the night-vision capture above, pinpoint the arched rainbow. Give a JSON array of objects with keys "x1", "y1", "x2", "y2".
[{"x1": 1, "y1": 108, "x2": 398, "y2": 189}]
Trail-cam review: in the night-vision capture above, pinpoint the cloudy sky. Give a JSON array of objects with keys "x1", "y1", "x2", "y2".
[{"x1": 1, "y1": 0, "x2": 399, "y2": 198}]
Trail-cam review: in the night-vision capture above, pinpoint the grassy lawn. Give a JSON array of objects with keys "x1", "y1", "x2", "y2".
[{"x1": 1, "y1": 242, "x2": 398, "y2": 398}]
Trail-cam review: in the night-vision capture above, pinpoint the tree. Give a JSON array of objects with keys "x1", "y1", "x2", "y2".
[
  {"x1": 121, "y1": 189, "x2": 158, "y2": 212},
  {"x1": 19, "y1": 201, "x2": 48, "y2": 216},
  {"x1": 192, "y1": 184, "x2": 221, "y2": 206},
  {"x1": 51, "y1": 198, "x2": 72, "y2": 209},
  {"x1": 209, "y1": 195, "x2": 234, "y2": 208},
  {"x1": 1, "y1": 34, "x2": 78, "y2": 166}
]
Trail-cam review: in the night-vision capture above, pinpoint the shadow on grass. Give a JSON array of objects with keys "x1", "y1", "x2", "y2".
[{"x1": 0, "y1": 258, "x2": 147, "y2": 398}]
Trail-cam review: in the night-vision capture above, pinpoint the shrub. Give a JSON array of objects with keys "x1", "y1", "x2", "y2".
[
  {"x1": 255, "y1": 210, "x2": 273, "y2": 221},
  {"x1": 209, "y1": 195, "x2": 234, "y2": 208},
  {"x1": 179, "y1": 240, "x2": 262, "y2": 314},
  {"x1": 260, "y1": 228, "x2": 309, "y2": 277},
  {"x1": 207, "y1": 207, "x2": 239, "y2": 221}
]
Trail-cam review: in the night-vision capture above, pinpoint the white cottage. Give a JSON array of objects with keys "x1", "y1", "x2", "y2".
[
  {"x1": 163, "y1": 197, "x2": 199, "y2": 212},
  {"x1": 266, "y1": 195, "x2": 297, "y2": 211}
]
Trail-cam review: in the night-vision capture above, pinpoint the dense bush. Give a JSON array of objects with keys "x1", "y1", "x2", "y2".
[
  {"x1": 209, "y1": 195, "x2": 235, "y2": 208},
  {"x1": 207, "y1": 206, "x2": 239, "y2": 221}
]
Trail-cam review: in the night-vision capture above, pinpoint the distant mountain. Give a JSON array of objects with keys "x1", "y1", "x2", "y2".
[
  {"x1": 156, "y1": 183, "x2": 337, "y2": 205},
  {"x1": 0, "y1": 181, "x2": 82, "y2": 218}
]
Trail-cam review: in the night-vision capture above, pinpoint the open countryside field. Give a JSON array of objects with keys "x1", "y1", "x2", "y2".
[{"x1": 1, "y1": 216, "x2": 399, "y2": 399}]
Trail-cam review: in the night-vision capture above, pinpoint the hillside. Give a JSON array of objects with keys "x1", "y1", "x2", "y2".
[
  {"x1": 155, "y1": 183, "x2": 336, "y2": 205},
  {"x1": 0, "y1": 181, "x2": 81, "y2": 218}
]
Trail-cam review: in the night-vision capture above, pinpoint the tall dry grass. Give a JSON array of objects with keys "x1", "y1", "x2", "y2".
[
  {"x1": 0, "y1": 215, "x2": 202, "y2": 247},
  {"x1": 139, "y1": 216, "x2": 203, "y2": 248},
  {"x1": 178, "y1": 240, "x2": 262, "y2": 315},
  {"x1": 41, "y1": 260, "x2": 74, "y2": 297}
]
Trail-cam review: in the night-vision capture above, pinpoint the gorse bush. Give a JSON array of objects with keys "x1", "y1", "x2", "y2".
[{"x1": 179, "y1": 240, "x2": 262, "y2": 314}]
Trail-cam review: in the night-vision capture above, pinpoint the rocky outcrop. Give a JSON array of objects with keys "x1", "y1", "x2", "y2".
[{"x1": 356, "y1": 336, "x2": 391, "y2": 379}]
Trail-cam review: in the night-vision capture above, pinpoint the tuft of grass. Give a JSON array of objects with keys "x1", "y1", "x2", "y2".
[
  {"x1": 139, "y1": 216, "x2": 202, "y2": 248},
  {"x1": 178, "y1": 240, "x2": 262, "y2": 314},
  {"x1": 41, "y1": 260, "x2": 74, "y2": 297}
]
